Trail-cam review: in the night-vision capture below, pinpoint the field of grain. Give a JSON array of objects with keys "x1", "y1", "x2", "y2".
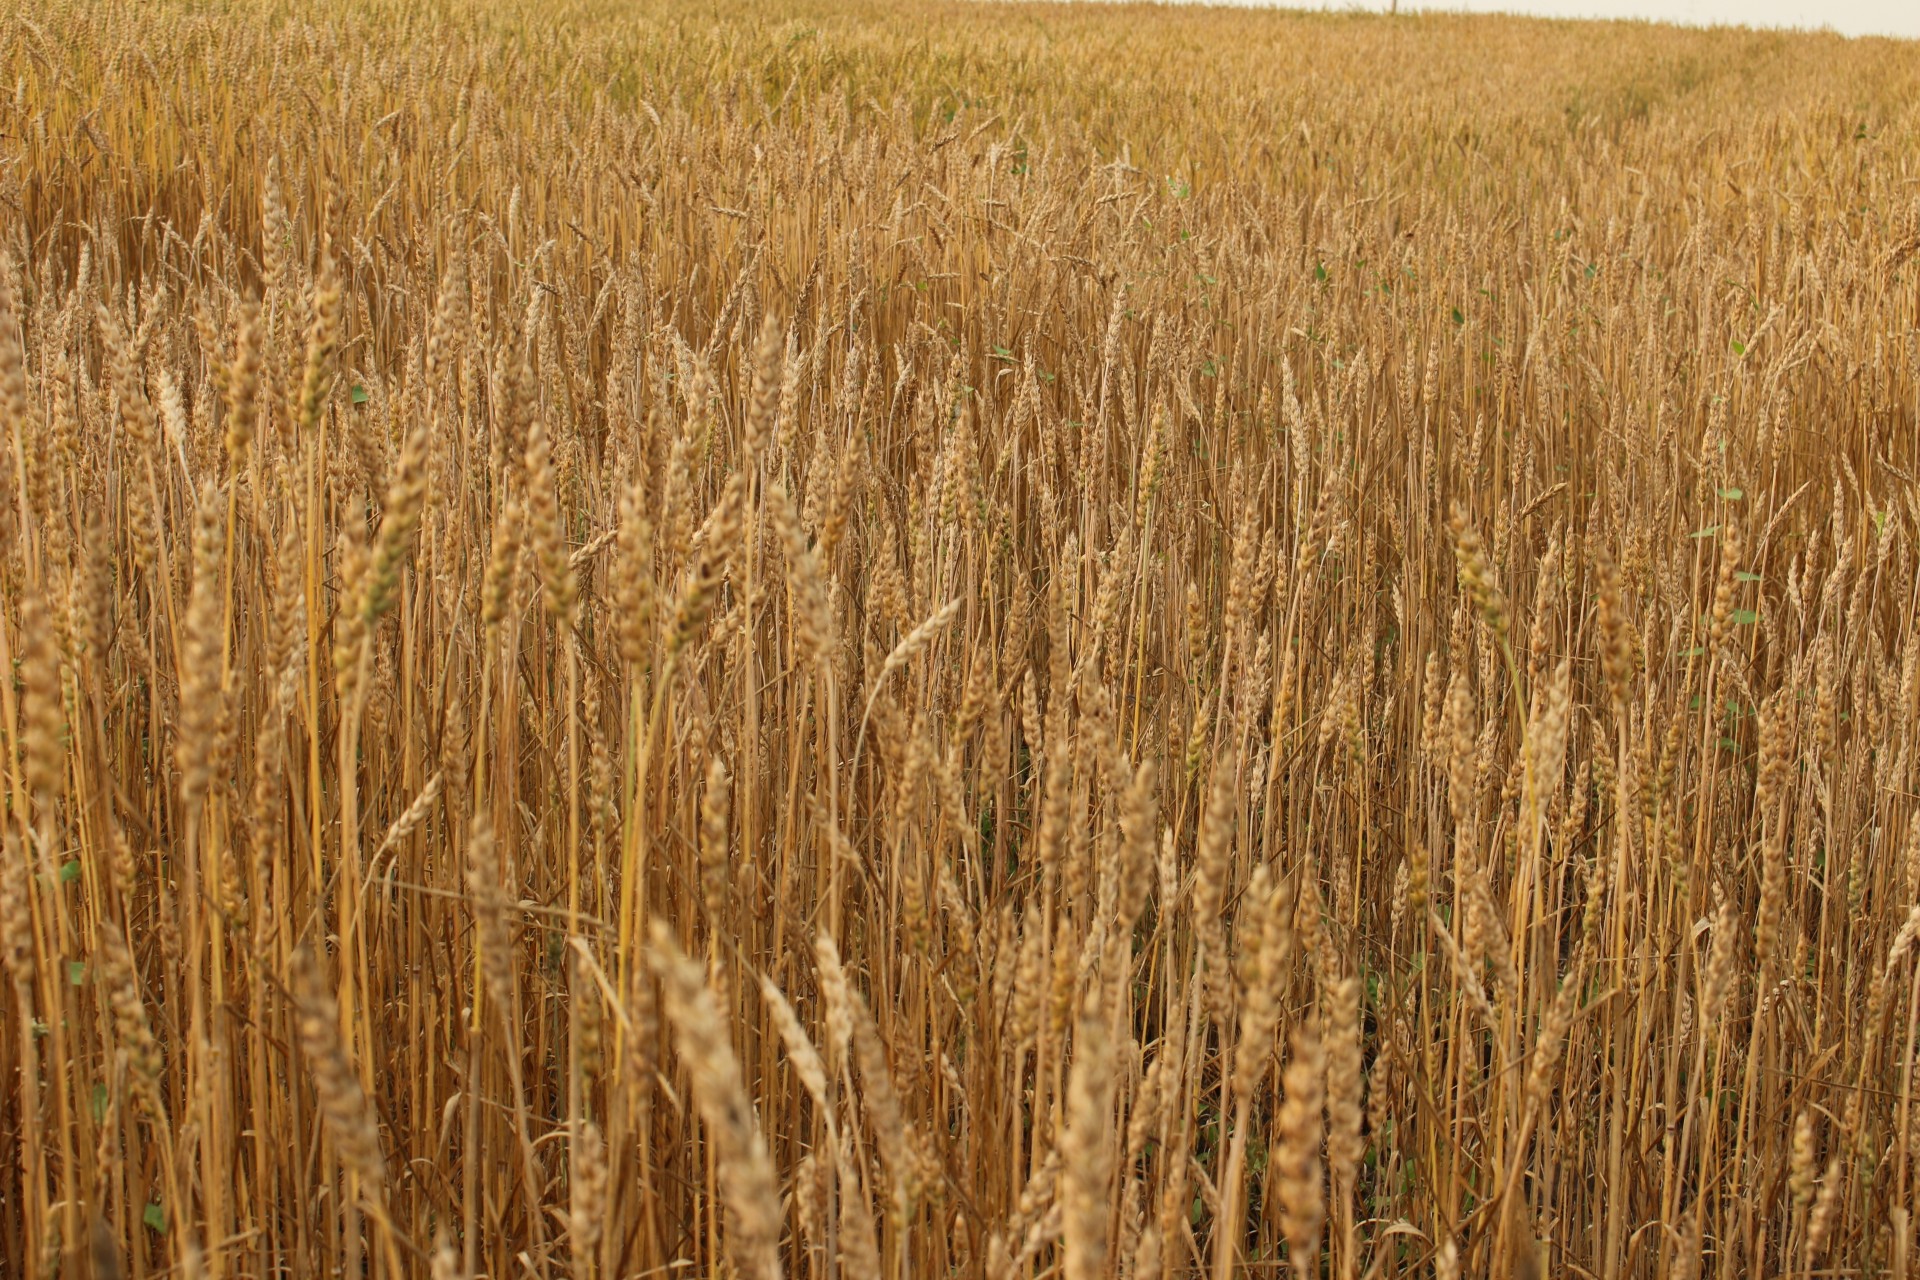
[{"x1": 4, "y1": 0, "x2": 1920, "y2": 1275}]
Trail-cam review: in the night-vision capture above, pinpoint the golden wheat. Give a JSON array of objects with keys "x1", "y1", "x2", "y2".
[{"x1": 3, "y1": 0, "x2": 1920, "y2": 1275}]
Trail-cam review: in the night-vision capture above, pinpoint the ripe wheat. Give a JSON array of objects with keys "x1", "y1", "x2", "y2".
[{"x1": 3, "y1": 0, "x2": 1920, "y2": 1276}]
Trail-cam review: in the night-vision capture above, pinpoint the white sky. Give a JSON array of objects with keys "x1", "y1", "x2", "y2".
[{"x1": 1189, "y1": 0, "x2": 1920, "y2": 38}]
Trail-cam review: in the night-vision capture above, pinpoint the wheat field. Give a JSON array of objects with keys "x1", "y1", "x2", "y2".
[{"x1": 3, "y1": 0, "x2": 1920, "y2": 1275}]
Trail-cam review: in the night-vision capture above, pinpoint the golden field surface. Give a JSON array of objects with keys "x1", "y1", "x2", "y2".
[{"x1": 3, "y1": 0, "x2": 1920, "y2": 1275}]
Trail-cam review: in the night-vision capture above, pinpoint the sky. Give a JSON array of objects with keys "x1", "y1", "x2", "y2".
[{"x1": 1201, "y1": 0, "x2": 1920, "y2": 38}]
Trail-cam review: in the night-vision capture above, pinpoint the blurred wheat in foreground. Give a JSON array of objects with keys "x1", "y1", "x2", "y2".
[{"x1": 4, "y1": 0, "x2": 1920, "y2": 1275}]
